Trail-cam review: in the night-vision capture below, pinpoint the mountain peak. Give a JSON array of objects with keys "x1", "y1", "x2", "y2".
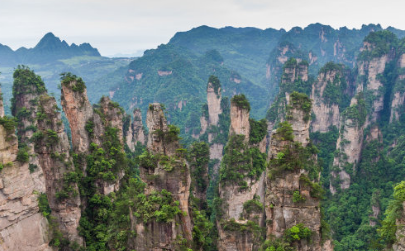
[{"x1": 35, "y1": 32, "x2": 67, "y2": 50}]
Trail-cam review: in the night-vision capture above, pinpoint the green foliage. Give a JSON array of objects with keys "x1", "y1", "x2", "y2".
[
  {"x1": 11, "y1": 66, "x2": 46, "y2": 116},
  {"x1": 268, "y1": 137, "x2": 320, "y2": 181},
  {"x1": 249, "y1": 118, "x2": 267, "y2": 144},
  {"x1": 284, "y1": 223, "x2": 312, "y2": 243},
  {"x1": 38, "y1": 193, "x2": 51, "y2": 218},
  {"x1": 274, "y1": 121, "x2": 294, "y2": 141},
  {"x1": 60, "y1": 72, "x2": 86, "y2": 93},
  {"x1": 343, "y1": 93, "x2": 367, "y2": 128},
  {"x1": 318, "y1": 62, "x2": 344, "y2": 74},
  {"x1": 310, "y1": 126, "x2": 339, "y2": 182},
  {"x1": 261, "y1": 239, "x2": 294, "y2": 251},
  {"x1": 204, "y1": 49, "x2": 224, "y2": 64},
  {"x1": 219, "y1": 135, "x2": 266, "y2": 190},
  {"x1": 166, "y1": 124, "x2": 181, "y2": 143},
  {"x1": 288, "y1": 91, "x2": 312, "y2": 122},
  {"x1": 221, "y1": 218, "x2": 264, "y2": 239},
  {"x1": 191, "y1": 202, "x2": 214, "y2": 250},
  {"x1": 16, "y1": 147, "x2": 29, "y2": 163},
  {"x1": 231, "y1": 94, "x2": 251, "y2": 111},
  {"x1": 292, "y1": 190, "x2": 306, "y2": 203},
  {"x1": 243, "y1": 195, "x2": 264, "y2": 214},
  {"x1": 358, "y1": 30, "x2": 398, "y2": 60},
  {"x1": 29, "y1": 163, "x2": 38, "y2": 173},
  {"x1": 189, "y1": 142, "x2": 210, "y2": 196},
  {"x1": 208, "y1": 75, "x2": 221, "y2": 96},
  {"x1": 85, "y1": 120, "x2": 95, "y2": 137},
  {"x1": 138, "y1": 150, "x2": 159, "y2": 170},
  {"x1": 379, "y1": 181, "x2": 405, "y2": 246},
  {"x1": 0, "y1": 116, "x2": 16, "y2": 141}
]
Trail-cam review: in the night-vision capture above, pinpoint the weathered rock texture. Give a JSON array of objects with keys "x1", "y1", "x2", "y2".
[
  {"x1": 281, "y1": 59, "x2": 308, "y2": 84},
  {"x1": 265, "y1": 96, "x2": 324, "y2": 251},
  {"x1": 229, "y1": 102, "x2": 250, "y2": 142},
  {"x1": 311, "y1": 64, "x2": 347, "y2": 133},
  {"x1": 266, "y1": 58, "x2": 310, "y2": 148},
  {"x1": 34, "y1": 94, "x2": 82, "y2": 245},
  {"x1": 61, "y1": 80, "x2": 93, "y2": 154},
  {"x1": 61, "y1": 81, "x2": 125, "y2": 195},
  {"x1": 207, "y1": 81, "x2": 223, "y2": 127},
  {"x1": 217, "y1": 99, "x2": 267, "y2": 251},
  {"x1": 390, "y1": 53, "x2": 405, "y2": 123},
  {"x1": 126, "y1": 108, "x2": 146, "y2": 151},
  {"x1": 0, "y1": 86, "x2": 4, "y2": 118},
  {"x1": 1, "y1": 68, "x2": 83, "y2": 250},
  {"x1": 358, "y1": 54, "x2": 390, "y2": 124},
  {"x1": 330, "y1": 95, "x2": 365, "y2": 193},
  {"x1": 330, "y1": 39, "x2": 394, "y2": 193},
  {"x1": 132, "y1": 103, "x2": 193, "y2": 250}
]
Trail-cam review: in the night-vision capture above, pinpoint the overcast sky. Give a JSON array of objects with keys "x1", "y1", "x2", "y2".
[{"x1": 1, "y1": 0, "x2": 405, "y2": 56}]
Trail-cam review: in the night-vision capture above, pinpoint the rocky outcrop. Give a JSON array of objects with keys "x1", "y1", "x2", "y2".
[
  {"x1": 329, "y1": 35, "x2": 396, "y2": 193},
  {"x1": 132, "y1": 108, "x2": 146, "y2": 145},
  {"x1": 199, "y1": 77, "x2": 228, "y2": 175},
  {"x1": 34, "y1": 93, "x2": 82, "y2": 245},
  {"x1": 207, "y1": 81, "x2": 222, "y2": 126},
  {"x1": 358, "y1": 54, "x2": 389, "y2": 124},
  {"x1": 132, "y1": 103, "x2": 193, "y2": 250},
  {"x1": 390, "y1": 92, "x2": 405, "y2": 123},
  {"x1": 217, "y1": 96, "x2": 267, "y2": 251},
  {"x1": 265, "y1": 93, "x2": 325, "y2": 251},
  {"x1": 61, "y1": 77, "x2": 93, "y2": 154},
  {"x1": 0, "y1": 103, "x2": 50, "y2": 251},
  {"x1": 126, "y1": 108, "x2": 146, "y2": 151},
  {"x1": 0, "y1": 86, "x2": 4, "y2": 118},
  {"x1": 390, "y1": 53, "x2": 405, "y2": 123},
  {"x1": 285, "y1": 93, "x2": 310, "y2": 145},
  {"x1": 311, "y1": 63, "x2": 347, "y2": 133},
  {"x1": 229, "y1": 98, "x2": 250, "y2": 142},
  {"x1": 281, "y1": 58, "x2": 308, "y2": 84},
  {"x1": 1, "y1": 68, "x2": 84, "y2": 250},
  {"x1": 61, "y1": 77, "x2": 125, "y2": 196},
  {"x1": 330, "y1": 94, "x2": 365, "y2": 193}
]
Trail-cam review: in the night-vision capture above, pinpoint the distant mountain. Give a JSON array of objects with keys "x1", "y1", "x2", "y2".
[
  {"x1": 0, "y1": 33, "x2": 127, "y2": 115},
  {"x1": 107, "y1": 23, "x2": 405, "y2": 142},
  {"x1": 0, "y1": 32, "x2": 100, "y2": 66}
]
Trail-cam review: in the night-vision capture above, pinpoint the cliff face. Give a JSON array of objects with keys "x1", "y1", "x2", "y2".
[
  {"x1": 266, "y1": 58, "x2": 311, "y2": 149},
  {"x1": 311, "y1": 64, "x2": 348, "y2": 133},
  {"x1": 0, "y1": 85, "x2": 50, "y2": 250},
  {"x1": 330, "y1": 38, "x2": 394, "y2": 193},
  {"x1": 34, "y1": 93, "x2": 82, "y2": 245},
  {"x1": 127, "y1": 108, "x2": 146, "y2": 150},
  {"x1": 61, "y1": 77, "x2": 93, "y2": 154},
  {"x1": 217, "y1": 95, "x2": 267, "y2": 251},
  {"x1": 358, "y1": 54, "x2": 390, "y2": 124},
  {"x1": 207, "y1": 81, "x2": 222, "y2": 127},
  {"x1": 1, "y1": 68, "x2": 83, "y2": 250},
  {"x1": 199, "y1": 77, "x2": 229, "y2": 176},
  {"x1": 229, "y1": 102, "x2": 250, "y2": 142},
  {"x1": 61, "y1": 77, "x2": 126, "y2": 196},
  {"x1": 281, "y1": 59, "x2": 309, "y2": 84},
  {"x1": 265, "y1": 93, "x2": 326, "y2": 251},
  {"x1": 131, "y1": 103, "x2": 193, "y2": 250},
  {"x1": 390, "y1": 53, "x2": 405, "y2": 123}
]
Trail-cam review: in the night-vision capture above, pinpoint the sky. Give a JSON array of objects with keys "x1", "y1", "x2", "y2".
[{"x1": 1, "y1": 0, "x2": 405, "y2": 56}]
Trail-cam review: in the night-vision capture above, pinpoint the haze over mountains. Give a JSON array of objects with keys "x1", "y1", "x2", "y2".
[
  {"x1": 3, "y1": 23, "x2": 405, "y2": 251},
  {"x1": 1, "y1": 23, "x2": 405, "y2": 135}
]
